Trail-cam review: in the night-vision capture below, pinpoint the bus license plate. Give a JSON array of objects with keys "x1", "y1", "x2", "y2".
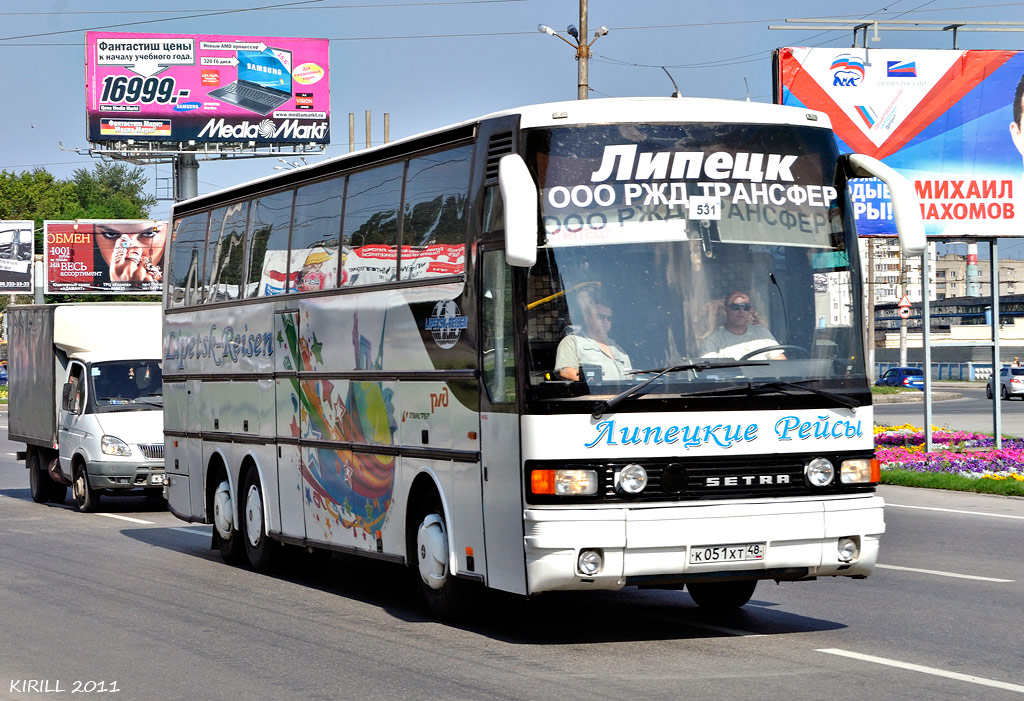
[{"x1": 689, "y1": 543, "x2": 765, "y2": 564}]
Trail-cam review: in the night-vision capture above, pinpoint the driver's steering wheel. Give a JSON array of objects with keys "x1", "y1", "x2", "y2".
[{"x1": 739, "y1": 345, "x2": 808, "y2": 361}]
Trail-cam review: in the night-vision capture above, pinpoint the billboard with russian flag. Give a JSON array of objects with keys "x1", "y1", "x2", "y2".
[{"x1": 775, "y1": 48, "x2": 1024, "y2": 237}]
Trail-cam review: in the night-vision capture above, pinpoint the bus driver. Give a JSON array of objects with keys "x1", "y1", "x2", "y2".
[
  {"x1": 700, "y1": 291, "x2": 786, "y2": 360},
  {"x1": 555, "y1": 291, "x2": 632, "y2": 381}
]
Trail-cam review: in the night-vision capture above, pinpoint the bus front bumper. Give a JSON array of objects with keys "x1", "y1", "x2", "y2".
[{"x1": 523, "y1": 495, "x2": 884, "y2": 594}]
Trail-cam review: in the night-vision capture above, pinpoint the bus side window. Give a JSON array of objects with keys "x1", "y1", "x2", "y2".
[
  {"x1": 291, "y1": 176, "x2": 343, "y2": 292},
  {"x1": 205, "y1": 201, "x2": 249, "y2": 303},
  {"x1": 247, "y1": 189, "x2": 295, "y2": 298},
  {"x1": 343, "y1": 162, "x2": 403, "y2": 287},
  {"x1": 168, "y1": 212, "x2": 209, "y2": 307},
  {"x1": 402, "y1": 144, "x2": 473, "y2": 280},
  {"x1": 481, "y1": 250, "x2": 515, "y2": 404}
]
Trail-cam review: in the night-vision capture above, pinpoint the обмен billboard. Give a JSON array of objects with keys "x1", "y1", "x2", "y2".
[
  {"x1": 86, "y1": 32, "x2": 330, "y2": 145},
  {"x1": 45, "y1": 220, "x2": 168, "y2": 295},
  {"x1": 775, "y1": 48, "x2": 1024, "y2": 238}
]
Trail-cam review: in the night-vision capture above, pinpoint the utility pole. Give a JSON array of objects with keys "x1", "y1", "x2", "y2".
[{"x1": 577, "y1": 0, "x2": 589, "y2": 100}]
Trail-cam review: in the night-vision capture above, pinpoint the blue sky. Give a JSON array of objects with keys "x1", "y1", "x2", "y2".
[{"x1": 1, "y1": 0, "x2": 1022, "y2": 225}]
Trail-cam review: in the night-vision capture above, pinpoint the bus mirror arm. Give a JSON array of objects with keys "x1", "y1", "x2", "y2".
[
  {"x1": 498, "y1": 154, "x2": 539, "y2": 267},
  {"x1": 840, "y1": 153, "x2": 926, "y2": 256}
]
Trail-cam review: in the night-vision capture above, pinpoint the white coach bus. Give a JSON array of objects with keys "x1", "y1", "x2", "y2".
[{"x1": 163, "y1": 97, "x2": 924, "y2": 614}]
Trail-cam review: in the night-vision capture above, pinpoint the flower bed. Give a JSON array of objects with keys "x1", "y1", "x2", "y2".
[{"x1": 874, "y1": 424, "x2": 1024, "y2": 482}]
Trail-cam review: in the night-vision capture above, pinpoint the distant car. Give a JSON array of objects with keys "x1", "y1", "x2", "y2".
[
  {"x1": 875, "y1": 366, "x2": 924, "y2": 391},
  {"x1": 0, "y1": 364, "x2": 7, "y2": 386},
  {"x1": 987, "y1": 366, "x2": 1024, "y2": 400}
]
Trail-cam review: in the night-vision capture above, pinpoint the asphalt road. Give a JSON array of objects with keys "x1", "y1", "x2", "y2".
[
  {"x1": 2, "y1": 409, "x2": 1023, "y2": 700},
  {"x1": 874, "y1": 383, "x2": 1024, "y2": 436}
]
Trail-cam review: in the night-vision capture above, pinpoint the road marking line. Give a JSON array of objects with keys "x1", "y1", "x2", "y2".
[
  {"x1": 177, "y1": 528, "x2": 211, "y2": 537},
  {"x1": 96, "y1": 513, "x2": 153, "y2": 525},
  {"x1": 887, "y1": 503, "x2": 1024, "y2": 520},
  {"x1": 876, "y1": 563, "x2": 1013, "y2": 582},
  {"x1": 817, "y1": 648, "x2": 1024, "y2": 693}
]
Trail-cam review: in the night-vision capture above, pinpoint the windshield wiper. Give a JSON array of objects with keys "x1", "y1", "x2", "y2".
[
  {"x1": 591, "y1": 360, "x2": 769, "y2": 419},
  {"x1": 743, "y1": 379, "x2": 861, "y2": 409},
  {"x1": 682, "y1": 379, "x2": 860, "y2": 409}
]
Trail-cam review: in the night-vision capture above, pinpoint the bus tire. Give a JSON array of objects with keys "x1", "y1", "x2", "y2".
[
  {"x1": 72, "y1": 464, "x2": 99, "y2": 513},
  {"x1": 212, "y1": 479, "x2": 245, "y2": 564},
  {"x1": 241, "y1": 467, "x2": 279, "y2": 572},
  {"x1": 49, "y1": 484, "x2": 68, "y2": 504},
  {"x1": 686, "y1": 580, "x2": 757, "y2": 610},
  {"x1": 28, "y1": 453, "x2": 52, "y2": 504},
  {"x1": 410, "y1": 491, "x2": 462, "y2": 618}
]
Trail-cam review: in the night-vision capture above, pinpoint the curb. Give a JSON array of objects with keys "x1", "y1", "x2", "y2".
[{"x1": 873, "y1": 391, "x2": 961, "y2": 404}]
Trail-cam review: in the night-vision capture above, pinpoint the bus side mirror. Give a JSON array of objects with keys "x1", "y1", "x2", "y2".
[
  {"x1": 842, "y1": 153, "x2": 926, "y2": 256},
  {"x1": 498, "y1": 154, "x2": 538, "y2": 267}
]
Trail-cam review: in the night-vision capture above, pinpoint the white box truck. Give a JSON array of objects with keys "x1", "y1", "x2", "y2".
[{"x1": 8, "y1": 303, "x2": 165, "y2": 512}]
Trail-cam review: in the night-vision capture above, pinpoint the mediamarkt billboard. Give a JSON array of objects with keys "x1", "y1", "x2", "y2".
[
  {"x1": 86, "y1": 32, "x2": 330, "y2": 145},
  {"x1": 775, "y1": 48, "x2": 1024, "y2": 237}
]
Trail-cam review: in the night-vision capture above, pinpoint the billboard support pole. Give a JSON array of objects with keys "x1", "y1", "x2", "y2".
[{"x1": 176, "y1": 154, "x2": 199, "y2": 202}]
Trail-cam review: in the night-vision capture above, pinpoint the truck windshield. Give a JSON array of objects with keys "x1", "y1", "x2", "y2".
[
  {"x1": 522, "y1": 123, "x2": 864, "y2": 405},
  {"x1": 91, "y1": 360, "x2": 163, "y2": 408}
]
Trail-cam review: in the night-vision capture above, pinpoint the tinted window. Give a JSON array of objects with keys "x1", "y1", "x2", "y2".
[
  {"x1": 1011, "y1": 368, "x2": 1024, "y2": 376},
  {"x1": 905, "y1": 369, "x2": 923, "y2": 376},
  {"x1": 246, "y1": 189, "x2": 294, "y2": 297},
  {"x1": 402, "y1": 145, "x2": 472, "y2": 280},
  {"x1": 342, "y1": 162, "x2": 403, "y2": 287},
  {"x1": 291, "y1": 177, "x2": 343, "y2": 292},
  {"x1": 205, "y1": 202, "x2": 249, "y2": 303},
  {"x1": 168, "y1": 212, "x2": 208, "y2": 307}
]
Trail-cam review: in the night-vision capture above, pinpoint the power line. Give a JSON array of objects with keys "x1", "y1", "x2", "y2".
[{"x1": 0, "y1": 0, "x2": 524, "y2": 16}]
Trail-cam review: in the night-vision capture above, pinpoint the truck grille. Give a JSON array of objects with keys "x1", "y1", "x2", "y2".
[{"x1": 139, "y1": 444, "x2": 164, "y2": 460}]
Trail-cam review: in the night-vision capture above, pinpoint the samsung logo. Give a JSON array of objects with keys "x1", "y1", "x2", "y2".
[{"x1": 706, "y1": 475, "x2": 791, "y2": 487}]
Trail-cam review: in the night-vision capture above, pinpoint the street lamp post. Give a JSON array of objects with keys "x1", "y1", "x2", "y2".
[{"x1": 538, "y1": 1, "x2": 608, "y2": 100}]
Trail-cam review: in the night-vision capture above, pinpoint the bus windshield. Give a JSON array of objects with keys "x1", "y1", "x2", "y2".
[{"x1": 523, "y1": 123, "x2": 864, "y2": 403}]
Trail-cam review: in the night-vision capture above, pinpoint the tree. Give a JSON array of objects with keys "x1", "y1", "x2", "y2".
[{"x1": 64, "y1": 162, "x2": 157, "y2": 220}]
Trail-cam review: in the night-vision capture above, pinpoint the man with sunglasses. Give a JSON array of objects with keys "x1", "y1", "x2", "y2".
[
  {"x1": 700, "y1": 291, "x2": 786, "y2": 360},
  {"x1": 555, "y1": 293, "x2": 632, "y2": 382}
]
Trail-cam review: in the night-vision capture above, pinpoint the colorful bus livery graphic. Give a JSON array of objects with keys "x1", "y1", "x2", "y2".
[
  {"x1": 830, "y1": 54, "x2": 865, "y2": 86},
  {"x1": 279, "y1": 310, "x2": 398, "y2": 541},
  {"x1": 886, "y1": 60, "x2": 917, "y2": 78}
]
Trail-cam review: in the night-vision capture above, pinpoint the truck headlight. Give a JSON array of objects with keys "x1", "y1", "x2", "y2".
[{"x1": 101, "y1": 435, "x2": 132, "y2": 456}]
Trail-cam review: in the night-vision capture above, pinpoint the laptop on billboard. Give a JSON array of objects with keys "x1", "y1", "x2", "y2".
[{"x1": 208, "y1": 48, "x2": 293, "y2": 115}]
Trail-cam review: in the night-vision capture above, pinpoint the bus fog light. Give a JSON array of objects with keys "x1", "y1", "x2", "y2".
[
  {"x1": 841, "y1": 458, "x2": 880, "y2": 484},
  {"x1": 837, "y1": 537, "x2": 859, "y2": 562},
  {"x1": 805, "y1": 457, "x2": 835, "y2": 487},
  {"x1": 616, "y1": 464, "x2": 648, "y2": 494},
  {"x1": 578, "y1": 549, "x2": 603, "y2": 576}
]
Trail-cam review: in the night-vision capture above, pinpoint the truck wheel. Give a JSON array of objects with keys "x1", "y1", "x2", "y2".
[
  {"x1": 241, "y1": 468, "x2": 279, "y2": 571},
  {"x1": 73, "y1": 465, "x2": 99, "y2": 513},
  {"x1": 686, "y1": 580, "x2": 758, "y2": 610},
  {"x1": 212, "y1": 479, "x2": 245, "y2": 565},
  {"x1": 409, "y1": 491, "x2": 463, "y2": 618},
  {"x1": 28, "y1": 453, "x2": 52, "y2": 503}
]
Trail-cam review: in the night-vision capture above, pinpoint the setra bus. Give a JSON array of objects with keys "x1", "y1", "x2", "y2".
[{"x1": 163, "y1": 97, "x2": 924, "y2": 614}]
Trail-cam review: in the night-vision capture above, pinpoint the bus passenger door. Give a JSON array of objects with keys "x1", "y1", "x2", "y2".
[
  {"x1": 479, "y1": 248, "x2": 527, "y2": 595},
  {"x1": 274, "y1": 310, "x2": 306, "y2": 540}
]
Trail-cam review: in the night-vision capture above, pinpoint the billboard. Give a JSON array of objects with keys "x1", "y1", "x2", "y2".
[
  {"x1": 0, "y1": 221, "x2": 34, "y2": 292},
  {"x1": 86, "y1": 33, "x2": 330, "y2": 145},
  {"x1": 45, "y1": 220, "x2": 167, "y2": 294},
  {"x1": 776, "y1": 48, "x2": 1024, "y2": 237}
]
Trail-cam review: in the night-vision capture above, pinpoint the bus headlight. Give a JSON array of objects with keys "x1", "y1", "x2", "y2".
[
  {"x1": 841, "y1": 458, "x2": 881, "y2": 484},
  {"x1": 616, "y1": 464, "x2": 648, "y2": 495},
  {"x1": 578, "y1": 549, "x2": 603, "y2": 576},
  {"x1": 531, "y1": 469, "x2": 599, "y2": 496},
  {"x1": 804, "y1": 457, "x2": 835, "y2": 487}
]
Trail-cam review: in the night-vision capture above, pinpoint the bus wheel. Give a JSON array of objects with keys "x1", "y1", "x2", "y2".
[
  {"x1": 686, "y1": 580, "x2": 757, "y2": 610},
  {"x1": 212, "y1": 479, "x2": 245, "y2": 564},
  {"x1": 411, "y1": 492, "x2": 461, "y2": 617},
  {"x1": 28, "y1": 453, "x2": 52, "y2": 503},
  {"x1": 73, "y1": 464, "x2": 99, "y2": 513},
  {"x1": 241, "y1": 468, "x2": 279, "y2": 571},
  {"x1": 49, "y1": 484, "x2": 68, "y2": 504}
]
